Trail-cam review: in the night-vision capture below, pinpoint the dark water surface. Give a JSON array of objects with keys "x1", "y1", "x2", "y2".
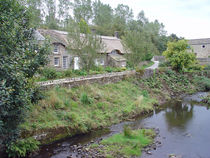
[{"x1": 34, "y1": 92, "x2": 210, "y2": 158}]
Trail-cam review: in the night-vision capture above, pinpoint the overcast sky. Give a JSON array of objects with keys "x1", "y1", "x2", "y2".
[{"x1": 100, "y1": 0, "x2": 210, "y2": 39}]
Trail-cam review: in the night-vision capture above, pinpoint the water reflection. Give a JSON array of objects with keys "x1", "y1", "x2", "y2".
[{"x1": 165, "y1": 101, "x2": 193, "y2": 131}]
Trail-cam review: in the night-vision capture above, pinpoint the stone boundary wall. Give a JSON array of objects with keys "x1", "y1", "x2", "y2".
[
  {"x1": 38, "y1": 70, "x2": 137, "y2": 89},
  {"x1": 197, "y1": 58, "x2": 210, "y2": 65}
]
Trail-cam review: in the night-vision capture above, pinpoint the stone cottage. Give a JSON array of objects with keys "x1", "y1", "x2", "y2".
[
  {"x1": 188, "y1": 38, "x2": 210, "y2": 65},
  {"x1": 188, "y1": 38, "x2": 210, "y2": 58},
  {"x1": 37, "y1": 29, "x2": 127, "y2": 70}
]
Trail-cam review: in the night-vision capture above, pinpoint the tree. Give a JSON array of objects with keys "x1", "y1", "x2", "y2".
[
  {"x1": 112, "y1": 4, "x2": 134, "y2": 37},
  {"x1": 73, "y1": 0, "x2": 93, "y2": 23},
  {"x1": 0, "y1": 0, "x2": 49, "y2": 152},
  {"x1": 44, "y1": 0, "x2": 59, "y2": 29},
  {"x1": 123, "y1": 30, "x2": 158, "y2": 67},
  {"x1": 93, "y1": 0, "x2": 113, "y2": 26},
  {"x1": 163, "y1": 40, "x2": 197, "y2": 71},
  {"x1": 58, "y1": 0, "x2": 72, "y2": 28},
  {"x1": 67, "y1": 19, "x2": 104, "y2": 71},
  {"x1": 20, "y1": 0, "x2": 43, "y2": 27}
]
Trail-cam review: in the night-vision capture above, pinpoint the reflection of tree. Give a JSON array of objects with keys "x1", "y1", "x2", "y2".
[{"x1": 165, "y1": 101, "x2": 194, "y2": 130}]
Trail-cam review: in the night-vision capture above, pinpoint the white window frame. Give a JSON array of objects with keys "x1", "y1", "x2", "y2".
[
  {"x1": 54, "y1": 57, "x2": 60, "y2": 67},
  {"x1": 54, "y1": 44, "x2": 59, "y2": 54},
  {"x1": 63, "y1": 56, "x2": 68, "y2": 69}
]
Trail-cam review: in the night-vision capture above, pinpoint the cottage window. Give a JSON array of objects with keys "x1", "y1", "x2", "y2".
[
  {"x1": 54, "y1": 57, "x2": 60, "y2": 66},
  {"x1": 54, "y1": 45, "x2": 59, "y2": 53},
  {"x1": 63, "y1": 56, "x2": 68, "y2": 69}
]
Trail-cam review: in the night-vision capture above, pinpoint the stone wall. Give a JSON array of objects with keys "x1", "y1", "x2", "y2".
[
  {"x1": 38, "y1": 70, "x2": 136, "y2": 89},
  {"x1": 197, "y1": 58, "x2": 210, "y2": 65}
]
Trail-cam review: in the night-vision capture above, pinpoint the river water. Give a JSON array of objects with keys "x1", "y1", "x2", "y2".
[{"x1": 34, "y1": 92, "x2": 210, "y2": 158}]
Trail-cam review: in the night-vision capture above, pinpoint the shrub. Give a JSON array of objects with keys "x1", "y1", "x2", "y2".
[
  {"x1": 80, "y1": 93, "x2": 93, "y2": 105},
  {"x1": 194, "y1": 76, "x2": 210, "y2": 91},
  {"x1": 41, "y1": 67, "x2": 58, "y2": 79},
  {"x1": 6, "y1": 138, "x2": 40, "y2": 158},
  {"x1": 144, "y1": 52, "x2": 153, "y2": 61},
  {"x1": 105, "y1": 67, "x2": 113, "y2": 73},
  {"x1": 159, "y1": 61, "x2": 171, "y2": 67},
  {"x1": 64, "y1": 69, "x2": 73, "y2": 77},
  {"x1": 163, "y1": 40, "x2": 197, "y2": 71},
  {"x1": 204, "y1": 65, "x2": 210, "y2": 70},
  {"x1": 73, "y1": 70, "x2": 88, "y2": 76},
  {"x1": 123, "y1": 125, "x2": 132, "y2": 137}
]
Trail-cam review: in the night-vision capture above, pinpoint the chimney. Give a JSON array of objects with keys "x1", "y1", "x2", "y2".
[{"x1": 114, "y1": 31, "x2": 119, "y2": 38}]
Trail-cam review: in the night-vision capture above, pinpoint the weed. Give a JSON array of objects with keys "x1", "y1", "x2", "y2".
[
  {"x1": 6, "y1": 138, "x2": 40, "y2": 158},
  {"x1": 80, "y1": 93, "x2": 93, "y2": 105}
]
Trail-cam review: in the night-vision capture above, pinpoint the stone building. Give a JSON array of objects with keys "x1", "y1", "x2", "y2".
[
  {"x1": 38, "y1": 29, "x2": 127, "y2": 70},
  {"x1": 188, "y1": 38, "x2": 210, "y2": 58}
]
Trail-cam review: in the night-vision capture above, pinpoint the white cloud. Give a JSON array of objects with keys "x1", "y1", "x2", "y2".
[{"x1": 100, "y1": 0, "x2": 210, "y2": 39}]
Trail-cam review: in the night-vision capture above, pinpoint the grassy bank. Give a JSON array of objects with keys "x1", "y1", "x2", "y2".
[
  {"x1": 16, "y1": 69, "x2": 210, "y2": 157},
  {"x1": 21, "y1": 79, "x2": 156, "y2": 144},
  {"x1": 89, "y1": 127, "x2": 155, "y2": 158}
]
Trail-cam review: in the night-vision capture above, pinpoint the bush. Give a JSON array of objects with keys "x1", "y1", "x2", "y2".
[
  {"x1": 194, "y1": 76, "x2": 210, "y2": 91},
  {"x1": 64, "y1": 69, "x2": 73, "y2": 77},
  {"x1": 41, "y1": 67, "x2": 58, "y2": 79},
  {"x1": 80, "y1": 93, "x2": 93, "y2": 105},
  {"x1": 105, "y1": 67, "x2": 114, "y2": 73},
  {"x1": 204, "y1": 65, "x2": 210, "y2": 70},
  {"x1": 163, "y1": 40, "x2": 197, "y2": 71},
  {"x1": 159, "y1": 61, "x2": 171, "y2": 67},
  {"x1": 123, "y1": 125, "x2": 132, "y2": 137},
  {"x1": 6, "y1": 138, "x2": 40, "y2": 158},
  {"x1": 144, "y1": 52, "x2": 153, "y2": 61}
]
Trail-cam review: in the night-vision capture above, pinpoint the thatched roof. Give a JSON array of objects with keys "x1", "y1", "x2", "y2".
[
  {"x1": 109, "y1": 54, "x2": 126, "y2": 62},
  {"x1": 38, "y1": 29, "x2": 126, "y2": 54},
  {"x1": 188, "y1": 38, "x2": 210, "y2": 45}
]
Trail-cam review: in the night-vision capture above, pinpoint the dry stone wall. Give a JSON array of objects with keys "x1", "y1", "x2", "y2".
[{"x1": 38, "y1": 70, "x2": 136, "y2": 89}]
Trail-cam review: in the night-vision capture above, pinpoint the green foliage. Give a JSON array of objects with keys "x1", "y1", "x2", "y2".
[
  {"x1": 67, "y1": 19, "x2": 103, "y2": 71},
  {"x1": 21, "y1": 81, "x2": 155, "y2": 143},
  {"x1": 36, "y1": 66, "x2": 127, "y2": 82},
  {"x1": 40, "y1": 67, "x2": 58, "y2": 79},
  {"x1": 204, "y1": 65, "x2": 210, "y2": 70},
  {"x1": 194, "y1": 76, "x2": 210, "y2": 91},
  {"x1": 123, "y1": 30, "x2": 158, "y2": 67},
  {"x1": 6, "y1": 138, "x2": 40, "y2": 158},
  {"x1": 163, "y1": 40, "x2": 197, "y2": 71},
  {"x1": 202, "y1": 94, "x2": 210, "y2": 104},
  {"x1": 92, "y1": 129, "x2": 155, "y2": 157},
  {"x1": 80, "y1": 93, "x2": 93, "y2": 105},
  {"x1": 0, "y1": 0, "x2": 49, "y2": 151},
  {"x1": 140, "y1": 69, "x2": 195, "y2": 96},
  {"x1": 123, "y1": 125, "x2": 132, "y2": 137}
]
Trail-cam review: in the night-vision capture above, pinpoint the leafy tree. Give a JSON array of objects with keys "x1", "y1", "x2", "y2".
[
  {"x1": 123, "y1": 30, "x2": 158, "y2": 67},
  {"x1": 163, "y1": 40, "x2": 197, "y2": 71},
  {"x1": 93, "y1": 0, "x2": 113, "y2": 26},
  {"x1": 67, "y1": 19, "x2": 104, "y2": 71},
  {"x1": 58, "y1": 0, "x2": 72, "y2": 28},
  {"x1": 73, "y1": 0, "x2": 93, "y2": 23},
  {"x1": 20, "y1": 0, "x2": 43, "y2": 27},
  {"x1": 112, "y1": 4, "x2": 133, "y2": 37},
  {"x1": 0, "y1": 0, "x2": 49, "y2": 153},
  {"x1": 45, "y1": 0, "x2": 59, "y2": 29}
]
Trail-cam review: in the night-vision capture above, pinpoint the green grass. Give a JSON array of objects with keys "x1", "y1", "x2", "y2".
[
  {"x1": 91, "y1": 128, "x2": 155, "y2": 158},
  {"x1": 140, "y1": 61, "x2": 154, "y2": 69},
  {"x1": 21, "y1": 80, "x2": 156, "y2": 142}
]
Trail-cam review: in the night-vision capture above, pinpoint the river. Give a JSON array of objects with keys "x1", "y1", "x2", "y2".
[{"x1": 34, "y1": 92, "x2": 210, "y2": 158}]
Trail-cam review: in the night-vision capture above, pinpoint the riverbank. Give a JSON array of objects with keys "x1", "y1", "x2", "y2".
[{"x1": 16, "y1": 69, "x2": 210, "y2": 157}]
